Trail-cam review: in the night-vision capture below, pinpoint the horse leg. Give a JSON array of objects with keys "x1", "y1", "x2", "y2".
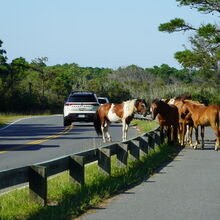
[
  {"x1": 105, "y1": 121, "x2": 112, "y2": 142},
  {"x1": 193, "y1": 125, "x2": 199, "y2": 149},
  {"x1": 178, "y1": 123, "x2": 182, "y2": 144},
  {"x1": 173, "y1": 125, "x2": 178, "y2": 144},
  {"x1": 101, "y1": 121, "x2": 107, "y2": 143},
  {"x1": 124, "y1": 122, "x2": 129, "y2": 141},
  {"x1": 101, "y1": 120, "x2": 110, "y2": 143},
  {"x1": 122, "y1": 120, "x2": 126, "y2": 141},
  {"x1": 180, "y1": 122, "x2": 185, "y2": 146},
  {"x1": 167, "y1": 126, "x2": 172, "y2": 144},
  {"x1": 159, "y1": 124, "x2": 165, "y2": 143},
  {"x1": 184, "y1": 125, "x2": 189, "y2": 144},
  {"x1": 200, "y1": 125, "x2": 205, "y2": 149},
  {"x1": 210, "y1": 121, "x2": 219, "y2": 151},
  {"x1": 188, "y1": 125, "x2": 193, "y2": 146},
  {"x1": 101, "y1": 124, "x2": 106, "y2": 143}
]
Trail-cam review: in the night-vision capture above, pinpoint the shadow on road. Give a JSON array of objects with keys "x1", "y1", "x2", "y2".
[{"x1": 0, "y1": 144, "x2": 60, "y2": 151}]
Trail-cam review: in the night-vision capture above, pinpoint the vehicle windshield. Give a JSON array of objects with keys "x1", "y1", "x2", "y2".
[
  {"x1": 98, "y1": 98, "x2": 107, "y2": 104},
  {"x1": 68, "y1": 95, "x2": 97, "y2": 102}
]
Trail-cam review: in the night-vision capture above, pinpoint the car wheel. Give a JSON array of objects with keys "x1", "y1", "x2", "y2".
[{"x1": 64, "y1": 117, "x2": 71, "y2": 127}]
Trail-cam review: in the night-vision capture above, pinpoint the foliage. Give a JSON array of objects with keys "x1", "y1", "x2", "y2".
[
  {"x1": 176, "y1": 0, "x2": 220, "y2": 14},
  {"x1": 0, "y1": 35, "x2": 220, "y2": 113},
  {"x1": 158, "y1": 0, "x2": 220, "y2": 83}
]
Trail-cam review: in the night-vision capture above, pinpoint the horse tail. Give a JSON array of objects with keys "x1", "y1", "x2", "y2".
[
  {"x1": 218, "y1": 107, "x2": 220, "y2": 133},
  {"x1": 93, "y1": 110, "x2": 102, "y2": 136}
]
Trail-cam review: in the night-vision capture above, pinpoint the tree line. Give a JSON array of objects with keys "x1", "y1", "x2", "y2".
[{"x1": 0, "y1": 0, "x2": 219, "y2": 113}]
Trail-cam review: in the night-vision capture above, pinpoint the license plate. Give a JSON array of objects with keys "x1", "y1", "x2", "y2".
[{"x1": 78, "y1": 114, "x2": 85, "y2": 118}]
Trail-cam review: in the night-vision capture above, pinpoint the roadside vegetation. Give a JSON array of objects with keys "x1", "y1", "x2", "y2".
[
  {"x1": 0, "y1": 120, "x2": 180, "y2": 220},
  {"x1": 0, "y1": 113, "x2": 51, "y2": 128},
  {"x1": 131, "y1": 119, "x2": 158, "y2": 134}
]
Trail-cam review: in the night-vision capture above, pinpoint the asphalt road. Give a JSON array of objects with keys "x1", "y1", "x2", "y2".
[
  {"x1": 82, "y1": 127, "x2": 220, "y2": 220},
  {"x1": 0, "y1": 115, "x2": 137, "y2": 171}
]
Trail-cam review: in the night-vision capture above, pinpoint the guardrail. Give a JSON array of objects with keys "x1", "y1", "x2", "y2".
[{"x1": 0, "y1": 126, "x2": 163, "y2": 206}]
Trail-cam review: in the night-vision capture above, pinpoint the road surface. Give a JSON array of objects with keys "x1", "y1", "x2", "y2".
[{"x1": 0, "y1": 115, "x2": 137, "y2": 171}]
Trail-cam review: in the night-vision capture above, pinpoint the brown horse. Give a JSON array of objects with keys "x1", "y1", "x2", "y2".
[
  {"x1": 169, "y1": 94, "x2": 203, "y2": 146},
  {"x1": 171, "y1": 99, "x2": 193, "y2": 146},
  {"x1": 181, "y1": 100, "x2": 220, "y2": 150},
  {"x1": 179, "y1": 99, "x2": 205, "y2": 147},
  {"x1": 150, "y1": 99, "x2": 179, "y2": 143},
  {"x1": 94, "y1": 99, "x2": 147, "y2": 142}
]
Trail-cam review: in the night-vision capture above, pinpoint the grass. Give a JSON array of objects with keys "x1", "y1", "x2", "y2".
[
  {"x1": 131, "y1": 119, "x2": 159, "y2": 134},
  {"x1": 0, "y1": 117, "x2": 180, "y2": 220},
  {"x1": 0, "y1": 113, "x2": 51, "y2": 128}
]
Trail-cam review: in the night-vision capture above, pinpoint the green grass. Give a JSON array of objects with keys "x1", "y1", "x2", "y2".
[
  {"x1": 0, "y1": 113, "x2": 51, "y2": 128},
  {"x1": 0, "y1": 119, "x2": 179, "y2": 220},
  {"x1": 131, "y1": 119, "x2": 159, "y2": 133}
]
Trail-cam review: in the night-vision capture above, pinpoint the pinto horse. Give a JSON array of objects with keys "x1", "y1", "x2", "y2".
[
  {"x1": 94, "y1": 99, "x2": 147, "y2": 142},
  {"x1": 181, "y1": 100, "x2": 220, "y2": 150},
  {"x1": 150, "y1": 99, "x2": 179, "y2": 144}
]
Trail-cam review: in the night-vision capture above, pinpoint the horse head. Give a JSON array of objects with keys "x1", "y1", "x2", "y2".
[
  {"x1": 135, "y1": 99, "x2": 148, "y2": 116},
  {"x1": 180, "y1": 101, "x2": 190, "y2": 119},
  {"x1": 150, "y1": 99, "x2": 161, "y2": 120}
]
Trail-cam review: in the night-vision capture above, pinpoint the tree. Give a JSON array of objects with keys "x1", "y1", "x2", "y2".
[
  {"x1": 0, "y1": 40, "x2": 8, "y2": 78},
  {"x1": 158, "y1": 0, "x2": 220, "y2": 82},
  {"x1": 7, "y1": 57, "x2": 29, "y2": 91},
  {"x1": 30, "y1": 57, "x2": 48, "y2": 97}
]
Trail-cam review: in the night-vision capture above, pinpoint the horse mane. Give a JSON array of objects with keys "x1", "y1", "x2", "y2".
[
  {"x1": 152, "y1": 98, "x2": 169, "y2": 106},
  {"x1": 183, "y1": 99, "x2": 204, "y2": 106},
  {"x1": 123, "y1": 99, "x2": 137, "y2": 116},
  {"x1": 175, "y1": 93, "x2": 192, "y2": 101},
  {"x1": 152, "y1": 98, "x2": 161, "y2": 104}
]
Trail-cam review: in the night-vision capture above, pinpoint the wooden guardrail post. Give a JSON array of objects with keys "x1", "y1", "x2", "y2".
[
  {"x1": 69, "y1": 155, "x2": 85, "y2": 186},
  {"x1": 116, "y1": 143, "x2": 128, "y2": 168},
  {"x1": 148, "y1": 132, "x2": 156, "y2": 152},
  {"x1": 98, "y1": 148, "x2": 111, "y2": 176},
  {"x1": 29, "y1": 165, "x2": 47, "y2": 206},
  {"x1": 158, "y1": 129, "x2": 165, "y2": 144},
  {"x1": 129, "y1": 140, "x2": 140, "y2": 161},
  {"x1": 139, "y1": 136, "x2": 149, "y2": 156},
  {"x1": 155, "y1": 129, "x2": 161, "y2": 146}
]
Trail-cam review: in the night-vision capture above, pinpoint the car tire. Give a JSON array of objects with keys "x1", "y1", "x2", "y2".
[{"x1": 63, "y1": 117, "x2": 71, "y2": 127}]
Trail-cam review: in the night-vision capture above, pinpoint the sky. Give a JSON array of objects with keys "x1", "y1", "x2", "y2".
[{"x1": 1, "y1": 0, "x2": 218, "y2": 69}]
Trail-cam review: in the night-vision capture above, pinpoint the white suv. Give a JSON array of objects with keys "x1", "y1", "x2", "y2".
[{"x1": 63, "y1": 91, "x2": 100, "y2": 126}]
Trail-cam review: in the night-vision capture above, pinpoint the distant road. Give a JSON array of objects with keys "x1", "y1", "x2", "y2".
[{"x1": 0, "y1": 115, "x2": 137, "y2": 171}]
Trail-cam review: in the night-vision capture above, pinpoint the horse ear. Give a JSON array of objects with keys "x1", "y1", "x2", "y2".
[
  {"x1": 152, "y1": 98, "x2": 159, "y2": 104},
  {"x1": 135, "y1": 99, "x2": 140, "y2": 107},
  {"x1": 135, "y1": 99, "x2": 146, "y2": 107}
]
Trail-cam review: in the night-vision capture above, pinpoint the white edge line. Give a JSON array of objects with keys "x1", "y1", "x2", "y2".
[{"x1": 0, "y1": 114, "x2": 63, "y2": 131}]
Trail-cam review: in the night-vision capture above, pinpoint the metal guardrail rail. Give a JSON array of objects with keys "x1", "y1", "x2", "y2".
[{"x1": 0, "y1": 122, "x2": 162, "y2": 205}]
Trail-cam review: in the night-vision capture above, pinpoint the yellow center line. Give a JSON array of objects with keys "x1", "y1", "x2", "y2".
[{"x1": 0, "y1": 124, "x2": 73, "y2": 154}]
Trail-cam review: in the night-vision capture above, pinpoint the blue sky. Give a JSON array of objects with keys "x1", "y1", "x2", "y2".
[{"x1": 1, "y1": 0, "x2": 217, "y2": 69}]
